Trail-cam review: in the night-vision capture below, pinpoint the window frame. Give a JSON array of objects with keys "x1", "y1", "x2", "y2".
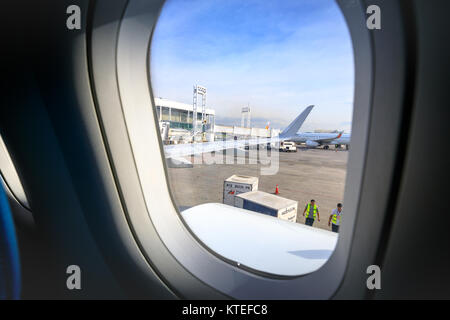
[{"x1": 89, "y1": 0, "x2": 411, "y2": 299}]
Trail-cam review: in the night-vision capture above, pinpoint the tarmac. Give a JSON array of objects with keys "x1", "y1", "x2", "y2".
[{"x1": 167, "y1": 146, "x2": 348, "y2": 232}]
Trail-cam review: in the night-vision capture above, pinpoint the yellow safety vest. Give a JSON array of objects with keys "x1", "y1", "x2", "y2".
[
  {"x1": 332, "y1": 209, "x2": 342, "y2": 225},
  {"x1": 305, "y1": 204, "x2": 318, "y2": 219},
  {"x1": 332, "y1": 214, "x2": 338, "y2": 224}
]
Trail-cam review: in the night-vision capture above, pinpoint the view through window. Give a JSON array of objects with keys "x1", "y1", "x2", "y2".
[{"x1": 150, "y1": 0, "x2": 354, "y2": 275}]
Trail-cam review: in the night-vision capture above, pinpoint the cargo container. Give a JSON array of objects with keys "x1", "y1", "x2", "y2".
[
  {"x1": 223, "y1": 175, "x2": 258, "y2": 206},
  {"x1": 234, "y1": 191, "x2": 298, "y2": 222}
]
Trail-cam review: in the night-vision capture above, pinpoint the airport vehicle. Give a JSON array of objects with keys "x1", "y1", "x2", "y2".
[
  {"x1": 279, "y1": 141, "x2": 297, "y2": 152},
  {"x1": 0, "y1": 0, "x2": 449, "y2": 300}
]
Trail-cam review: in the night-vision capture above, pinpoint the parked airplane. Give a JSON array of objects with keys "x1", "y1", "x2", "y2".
[
  {"x1": 277, "y1": 107, "x2": 351, "y2": 149},
  {"x1": 291, "y1": 131, "x2": 351, "y2": 150}
]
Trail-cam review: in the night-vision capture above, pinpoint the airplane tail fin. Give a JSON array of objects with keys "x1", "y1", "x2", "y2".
[{"x1": 280, "y1": 105, "x2": 314, "y2": 138}]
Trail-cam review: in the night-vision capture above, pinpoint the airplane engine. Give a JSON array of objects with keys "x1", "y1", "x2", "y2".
[{"x1": 306, "y1": 140, "x2": 320, "y2": 148}]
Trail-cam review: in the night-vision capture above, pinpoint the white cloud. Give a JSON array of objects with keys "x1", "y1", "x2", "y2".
[{"x1": 150, "y1": 0, "x2": 354, "y2": 130}]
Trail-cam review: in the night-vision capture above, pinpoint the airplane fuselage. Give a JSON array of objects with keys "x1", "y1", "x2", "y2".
[{"x1": 289, "y1": 132, "x2": 351, "y2": 147}]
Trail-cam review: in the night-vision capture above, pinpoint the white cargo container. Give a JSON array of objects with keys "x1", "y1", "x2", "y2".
[
  {"x1": 223, "y1": 175, "x2": 258, "y2": 206},
  {"x1": 234, "y1": 191, "x2": 298, "y2": 222}
]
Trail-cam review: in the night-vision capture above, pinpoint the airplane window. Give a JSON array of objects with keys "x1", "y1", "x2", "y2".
[{"x1": 150, "y1": 0, "x2": 354, "y2": 276}]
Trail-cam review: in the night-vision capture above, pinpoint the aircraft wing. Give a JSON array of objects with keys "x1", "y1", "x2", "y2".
[{"x1": 182, "y1": 203, "x2": 337, "y2": 276}]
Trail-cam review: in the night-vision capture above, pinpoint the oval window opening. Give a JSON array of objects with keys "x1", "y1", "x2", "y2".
[{"x1": 150, "y1": 0, "x2": 354, "y2": 276}]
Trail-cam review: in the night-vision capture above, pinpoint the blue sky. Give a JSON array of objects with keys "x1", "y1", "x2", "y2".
[{"x1": 150, "y1": 0, "x2": 354, "y2": 132}]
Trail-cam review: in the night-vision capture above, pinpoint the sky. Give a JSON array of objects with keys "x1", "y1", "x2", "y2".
[{"x1": 150, "y1": 0, "x2": 354, "y2": 132}]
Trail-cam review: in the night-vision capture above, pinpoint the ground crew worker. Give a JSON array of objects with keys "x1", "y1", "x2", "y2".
[
  {"x1": 328, "y1": 203, "x2": 343, "y2": 233},
  {"x1": 303, "y1": 199, "x2": 319, "y2": 226}
]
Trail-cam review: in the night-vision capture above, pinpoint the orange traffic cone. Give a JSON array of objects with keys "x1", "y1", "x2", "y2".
[{"x1": 275, "y1": 184, "x2": 279, "y2": 195}]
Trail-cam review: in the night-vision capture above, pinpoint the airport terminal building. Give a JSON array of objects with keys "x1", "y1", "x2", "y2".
[
  {"x1": 155, "y1": 97, "x2": 280, "y2": 143},
  {"x1": 154, "y1": 97, "x2": 216, "y2": 130}
]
